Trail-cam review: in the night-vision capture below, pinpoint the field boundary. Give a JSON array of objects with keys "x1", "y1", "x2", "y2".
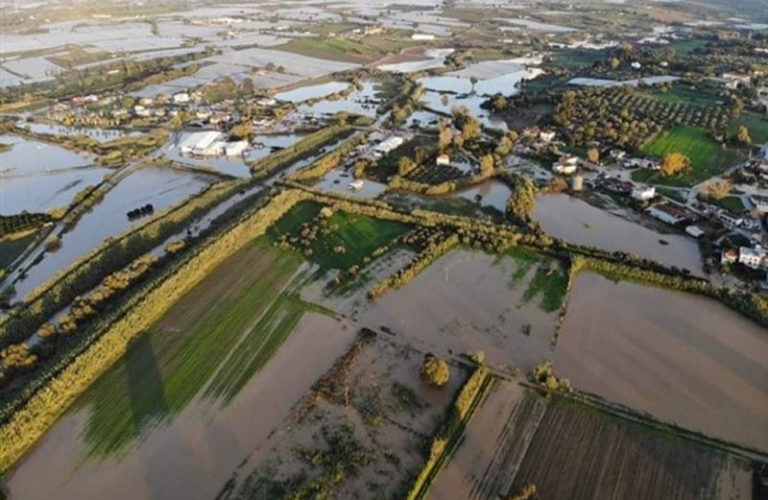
[{"x1": 520, "y1": 382, "x2": 768, "y2": 461}]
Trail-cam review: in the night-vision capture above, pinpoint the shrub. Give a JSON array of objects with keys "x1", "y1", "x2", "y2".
[{"x1": 421, "y1": 353, "x2": 450, "y2": 387}]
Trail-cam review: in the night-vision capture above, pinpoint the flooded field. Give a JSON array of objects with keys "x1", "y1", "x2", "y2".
[
  {"x1": 11, "y1": 166, "x2": 213, "y2": 298},
  {"x1": 342, "y1": 249, "x2": 566, "y2": 372},
  {"x1": 432, "y1": 382, "x2": 752, "y2": 500},
  {"x1": 17, "y1": 123, "x2": 139, "y2": 142},
  {"x1": 288, "y1": 80, "x2": 382, "y2": 119},
  {"x1": 420, "y1": 63, "x2": 543, "y2": 97},
  {"x1": 420, "y1": 91, "x2": 508, "y2": 130},
  {"x1": 0, "y1": 134, "x2": 91, "y2": 175},
  {"x1": 556, "y1": 272, "x2": 768, "y2": 451},
  {"x1": 314, "y1": 168, "x2": 389, "y2": 198},
  {"x1": 5, "y1": 244, "x2": 356, "y2": 500},
  {"x1": 533, "y1": 194, "x2": 703, "y2": 274},
  {"x1": 274, "y1": 81, "x2": 350, "y2": 102}
]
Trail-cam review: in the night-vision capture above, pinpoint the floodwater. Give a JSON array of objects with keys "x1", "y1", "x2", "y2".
[
  {"x1": 533, "y1": 194, "x2": 703, "y2": 275},
  {"x1": 555, "y1": 272, "x2": 768, "y2": 451},
  {"x1": 377, "y1": 48, "x2": 454, "y2": 73},
  {"x1": 17, "y1": 123, "x2": 139, "y2": 143},
  {"x1": 420, "y1": 90, "x2": 508, "y2": 130},
  {"x1": 350, "y1": 249, "x2": 559, "y2": 371},
  {"x1": 0, "y1": 134, "x2": 91, "y2": 175},
  {"x1": 289, "y1": 80, "x2": 381, "y2": 119},
  {"x1": 247, "y1": 134, "x2": 305, "y2": 162},
  {"x1": 1, "y1": 167, "x2": 111, "y2": 215},
  {"x1": 420, "y1": 65, "x2": 543, "y2": 97},
  {"x1": 11, "y1": 166, "x2": 213, "y2": 299},
  {"x1": 5, "y1": 313, "x2": 356, "y2": 500},
  {"x1": 314, "y1": 168, "x2": 389, "y2": 198},
  {"x1": 274, "y1": 81, "x2": 350, "y2": 103}
]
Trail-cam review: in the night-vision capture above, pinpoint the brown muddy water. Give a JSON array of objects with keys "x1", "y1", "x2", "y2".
[
  {"x1": 555, "y1": 272, "x2": 768, "y2": 451},
  {"x1": 5, "y1": 313, "x2": 356, "y2": 500},
  {"x1": 346, "y1": 249, "x2": 561, "y2": 372},
  {"x1": 533, "y1": 194, "x2": 703, "y2": 275}
]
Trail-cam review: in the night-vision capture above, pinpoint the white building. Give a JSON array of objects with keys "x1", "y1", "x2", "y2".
[
  {"x1": 631, "y1": 185, "x2": 656, "y2": 201},
  {"x1": 223, "y1": 140, "x2": 249, "y2": 156},
  {"x1": 436, "y1": 154, "x2": 451, "y2": 166},
  {"x1": 539, "y1": 130, "x2": 556, "y2": 143},
  {"x1": 373, "y1": 136, "x2": 404, "y2": 156},
  {"x1": 133, "y1": 105, "x2": 151, "y2": 118},
  {"x1": 685, "y1": 225, "x2": 705, "y2": 238},
  {"x1": 717, "y1": 211, "x2": 744, "y2": 228},
  {"x1": 411, "y1": 33, "x2": 435, "y2": 41},
  {"x1": 179, "y1": 131, "x2": 226, "y2": 155},
  {"x1": 349, "y1": 179, "x2": 364, "y2": 191},
  {"x1": 552, "y1": 156, "x2": 579, "y2": 175},
  {"x1": 751, "y1": 195, "x2": 768, "y2": 214},
  {"x1": 739, "y1": 246, "x2": 766, "y2": 269},
  {"x1": 173, "y1": 92, "x2": 190, "y2": 104}
]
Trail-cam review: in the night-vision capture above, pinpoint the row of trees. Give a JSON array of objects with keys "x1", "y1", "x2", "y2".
[
  {"x1": 0, "y1": 213, "x2": 51, "y2": 238},
  {"x1": 0, "y1": 189, "x2": 311, "y2": 470}
]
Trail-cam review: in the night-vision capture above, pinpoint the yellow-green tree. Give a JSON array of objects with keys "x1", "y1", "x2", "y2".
[
  {"x1": 421, "y1": 353, "x2": 450, "y2": 387},
  {"x1": 661, "y1": 152, "x2": 692, "y2": 176}
]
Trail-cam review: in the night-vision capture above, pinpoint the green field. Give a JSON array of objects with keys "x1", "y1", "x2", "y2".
[
  {"x1": 640, "y1": 126, "x2": 744, "y2": 186},
  {"x1": 699, "y1": 195, "x2": 745, "y2": 212},
  {"x1": 729, "y1": 112, "x2": 768, "y2": 145},
  {"x1": 502, "y1": 248, "x2": 569, "y2": 313},
  {"x1": 276, "y1": 34, "x2": 418, "y2": 64},
  {"x1": 267, "y1": 201, "x2": 412, "y2": 270},
  {"x1": 0, "y1": 232, "x2": 36, "y2": 270},
  {"x1": 78, "y1": 242, "x2": 309, "y2": 457},
  {"x1": 666, "y1": 39, "x2": 708, "y2": 55},
  {"x1": 642, "y1": 87, "x2": 721, "y2": 107}
]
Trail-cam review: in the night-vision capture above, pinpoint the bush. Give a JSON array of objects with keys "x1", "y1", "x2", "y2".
[{"x1": 421, "y1": 353, "x2": 450, "y2": 387}]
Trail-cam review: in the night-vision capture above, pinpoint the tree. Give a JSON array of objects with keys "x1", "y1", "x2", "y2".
[
  {"x1": 241, "y1": 77, "x2": 254, "y2": 95},
  {"x1": 122, "y1": 97, "x2": 135, "y2": 109},
  {"x1": 438, "y1": 125, "x2": 453, "y2": 150},
  {"x1": 610, "y1": 57, "x2": 620, "y2": 69},
  {"x1": 587, "y1": 148, "x2": 600, "y2": 164},
  {"x1": 398, "y1": 156, "x2": 417, "y2": 177},
  {"x1": 45, "y1": 235, "x2": 62, "y2": 252},
  {"x1": 480, "y1": 154, "x2": 495, "y2": 176},
  {"x1": 169, "y1": 114, "x2": 182, "y2": 130},
  {"x1": 491, "y1": 93, "x2": 508, "y2": 112},
  {"x1": 702, "y1": 179, "x2": 732, "y2": 200},
  {"x1": 506, "y1": 175, "x2": 536, "y2": 219},
  {"x1": 230, "y1": 121, "x2": 254, "y2": 140},
  {"x1": 661, "y1": 152, "x2": 692, "y2": 176},
  {"x1": 421, "y1": 353, "x2": 450, "y2": 387},
  {"x1": 737, "y1": 125, "x2": 751, "y2": 145}
]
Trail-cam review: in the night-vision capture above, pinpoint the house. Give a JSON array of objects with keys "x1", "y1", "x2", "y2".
[
  {"x1": 553, "y1": 156, "x2": 579, "y2": 175},
  {"x1": 751, "y1": 195, "x2": 768, "y2": 214},
  {"x1": 256, "y1": 97, "x2": 276, "y2": 107},
  {"x1": 739, "y1": 246, "x2": 766, "y2": 269},
  {"x1": 646, "y1": 202, "x2": 690, "y2": 225},
  {"x1": 173, "y1": 92, "x2": 190, "y2": 104},
  {"x1": 717, "y1": 210, "x2": 744, "y2": 228},
  {"x1": 411, "y1": 33, "x2": 435, "y2": 41},
  {"x1": 631, "y1": 62, "x2": 642, "y2": 69},
  {"x1": 349, "y1": 179, "x2": 364, "y2": 191},
  {"x1": 631, "y1": 185, "x2": 656, "y2": 201},
  {"x1": 610, "y1": 149, "x2": 627, "y2": 160},
  {"x1": 685, "y1": 225, "x2": 705, "y2": 238},
  {"x1": 601, "y1": 177, "x2": 633, "y2": 194},
  {"x1": 223, "y1": 140, "x2": 249, "y2": 156},
  {"x1": 139, "y1": 97, "x2": 154, "y2": 106},
  {"x1": 133, "y1": 105, "x2": 151, "y2": 118},
  {"x1": 436, "y1": 154, "x2": 451, "y2": 166},
  {"x1": 721, "y1": 248, "x2": 738, "y2": 264},
  {"x1": 539, "y1": 130, "x2": 556, "y2": 143},
  {"x1": 722, "y1": 72, "x2": 752, "y2": 90}
]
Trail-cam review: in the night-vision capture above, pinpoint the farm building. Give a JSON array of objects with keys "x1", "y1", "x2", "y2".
[
  {"x1": 373, "y1": 136, "x2": 404, "y2": 156},
  {"x1": 179, "y1": 131, "x2": 226, "y2": 156},
  {"x1": 223, "y1": 140, "x2": 249, "y2": 156},
  {"x1": 646, "y1": 202, "x2": 691, "y2": 225},
  {"x1": 631, "y1": 185, "x2": 656, "y2": 201}
]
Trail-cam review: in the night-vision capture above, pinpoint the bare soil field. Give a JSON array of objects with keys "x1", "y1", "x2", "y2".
[
  {"x1": 431, "y1": 382, "x2": 754, "y2": 500},
  {"x1": 219, "y1": 330, "x2": 470, "y2": 499},
  {"x1": 555, "y1": 272, "x2": 768, "y2": 452}
]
